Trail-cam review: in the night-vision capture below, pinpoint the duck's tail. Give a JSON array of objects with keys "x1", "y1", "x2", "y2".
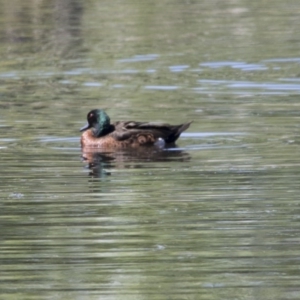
[
  {"x1": 178, "y1": 121, "x2": 192, "y2": 134},
  {"x1": 166, "y1": 121, "x2": 192, "y2": 143}
]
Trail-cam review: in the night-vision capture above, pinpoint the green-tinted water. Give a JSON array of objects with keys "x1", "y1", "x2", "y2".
[{"x1": 1, "y1": 1, "x2": 300, "y2": 299}]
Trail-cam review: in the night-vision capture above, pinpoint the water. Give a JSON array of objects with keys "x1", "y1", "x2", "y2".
[{"x1": 1, "y1": 0, "x2": 300, "y2": 299}]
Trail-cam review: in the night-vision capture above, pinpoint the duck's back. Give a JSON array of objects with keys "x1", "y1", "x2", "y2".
[{"x1": 111, "y1": 120, "x2": 192, "y2": 144}]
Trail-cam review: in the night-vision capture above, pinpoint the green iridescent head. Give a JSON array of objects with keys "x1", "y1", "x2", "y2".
[{"x1": 80, "y1": 109, "x2": 111, "y2": 137}]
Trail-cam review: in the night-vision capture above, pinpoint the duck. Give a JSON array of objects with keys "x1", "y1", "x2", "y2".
[{"x1": 80, "y1": 109, "x2": 192, "y2": 148}]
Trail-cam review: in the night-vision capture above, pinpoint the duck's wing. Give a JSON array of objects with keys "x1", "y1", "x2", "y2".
[{"x1": 112, "y1": 121, "x2": 192, "y2": 143}]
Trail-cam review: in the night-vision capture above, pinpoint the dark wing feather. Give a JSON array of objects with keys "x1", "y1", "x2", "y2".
[{"x1": 111, "y1": 121, "x2": 192, "y2": 143}]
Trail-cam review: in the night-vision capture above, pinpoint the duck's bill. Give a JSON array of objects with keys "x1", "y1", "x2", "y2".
[{"x1": 80, "y1": 123, "x2": 90, "y2": 132}]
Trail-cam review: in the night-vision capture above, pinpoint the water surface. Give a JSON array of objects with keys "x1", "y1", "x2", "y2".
[{"x1": 1, "y1": 1, "x2": 300, "y2": 299}]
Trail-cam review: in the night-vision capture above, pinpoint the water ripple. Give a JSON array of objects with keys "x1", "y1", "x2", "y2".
[
  {"x1": 262, "y1": 57, "x2": 300, "y2": 63},
  {"x1": 118, "y1": 54, "x2": 159, "y2": 63},
  {"x1": 197, "y1": 79, "x2": 300, "y2": 93},
  {"x1": 169, "y1": 65, "x2": 190, "y2": 72},
  {"x1": 200, "y1": 61, "x2": 268, "y2": 71},
  {"x1": 144, "y1": 85, "x2": 180, "y2": 90}
]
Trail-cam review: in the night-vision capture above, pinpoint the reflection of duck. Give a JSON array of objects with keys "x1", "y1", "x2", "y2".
[
  {"x1": 80, "y1": 109, "x2": 192, "y2": 148},
  {"x1": 82, "y1": 147, "x2": 191, "y2": 178}
]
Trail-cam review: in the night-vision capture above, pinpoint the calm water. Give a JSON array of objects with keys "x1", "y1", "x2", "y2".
[{"x1": 1, "y1": 1, "x2": 300, "y2": 299}]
